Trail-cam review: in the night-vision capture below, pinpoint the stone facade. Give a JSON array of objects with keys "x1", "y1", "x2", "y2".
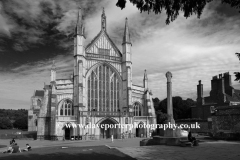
[
  {"x1": 28, "y1": 90, "x2": 44, "y2": 132},
  {"x1": 191, "y1": 72, "x2": 240, "y2": 120},
  {"x1": 28, "y1": 9, "x2": 156, "y2": 140}
]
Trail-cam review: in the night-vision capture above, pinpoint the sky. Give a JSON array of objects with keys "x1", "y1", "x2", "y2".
[{"x1": 0, "y1": 0, "x2": 240, "y2": 109}]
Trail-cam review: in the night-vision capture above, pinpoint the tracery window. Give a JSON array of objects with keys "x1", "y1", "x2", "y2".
[
  {"x1": 87, "y1": 64, "x2": 120, "y2": 112},
  {"x1": 133, "y1": 102, "x2": 141, "y2": 116},
  {"x1": 59, "y1": 99, "x2": 73, "y2": 116}
]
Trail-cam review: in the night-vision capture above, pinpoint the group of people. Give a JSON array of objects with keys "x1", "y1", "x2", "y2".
[{"x1": 2, "y1": 138, "x2": 32, "y2": 154}]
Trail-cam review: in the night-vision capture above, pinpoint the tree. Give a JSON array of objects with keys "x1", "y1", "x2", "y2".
[
  {"x1": 13, "y1": 116, "x2": 28, "y2": 129},
  {"x1": 156, "y1": 96, "x2": 194, "y2": 120},
  {"x1": 116, "y1": 0, "x2": 240, "y2": 24},
  {"x1": 152, "y1": 97, "x2": 160, "y2": 109},
  {"x1": 234, "y1": 53, "x2": 240, "y2": 81},
  {"x1": 156, "y1": 110, "x2": 168, "y2": 124},
  {"x1": 0, "y1": 117, "x2": 13, "y2": 129}
]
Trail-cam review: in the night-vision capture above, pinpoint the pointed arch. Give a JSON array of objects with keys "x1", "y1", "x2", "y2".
[
  {"x1": 62, "y1": 122, "x2": 75, "y2": 129},
  {"x1": 133, "y1": 101, "x2": 142, "y2": 116},
  {"x1": 96, "y1": 117, "x2": 119, "y2": 125},
  {"x1": 57, "y1": 98, "x2": 74, "y2": 116},
  {"x1": 86, "y1": 62, "x2": 122, "y2": 81}
]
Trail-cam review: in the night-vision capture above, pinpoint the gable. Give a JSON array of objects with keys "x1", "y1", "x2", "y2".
[{"x1": 85, "y1": 31, "x2": 122, "y2": 57}]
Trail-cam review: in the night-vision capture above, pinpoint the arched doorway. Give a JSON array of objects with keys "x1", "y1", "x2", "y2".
[
  {"x1": 136, "y1": 122, "x2": 145, "y2": 137},
  {"x1": 100, "y1": 118, "x2": 119, "y2": 139},
  {"x1": 65, "y1": 127, "x2": 71, "y2": 140},
  {"x1": 63, "y1": 123, "x2": 73, "y2": 140}
]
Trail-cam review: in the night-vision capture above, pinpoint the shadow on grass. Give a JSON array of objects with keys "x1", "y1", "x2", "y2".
[{"x1": 0, "y1": 145, "x2": 136, "y2": 160}]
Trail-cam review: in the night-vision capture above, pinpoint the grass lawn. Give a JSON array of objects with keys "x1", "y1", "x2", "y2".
[
  {"x1": 0, "y1": 145, "x2": 136, "y2": 160},
  {"x1": 0, "y1": 145, "x2": 6, "y2": 149}
]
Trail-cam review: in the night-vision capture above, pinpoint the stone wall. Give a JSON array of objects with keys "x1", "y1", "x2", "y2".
[
  {"x1": 191, "y1": 105, "x2": 211, "y2": 120},
  {"x1": 176, "y1": 120, "x2": 209, "y2": 133},
  {"x1": 212, "y1": 106, "x2": 240, "y2": 134}
]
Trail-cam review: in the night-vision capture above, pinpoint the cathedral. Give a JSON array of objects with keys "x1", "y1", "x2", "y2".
[{"x1": 28, "y1": 8, "x2": 156, "y2": 140}]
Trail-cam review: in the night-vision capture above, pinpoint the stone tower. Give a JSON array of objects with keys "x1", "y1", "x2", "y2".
[
  {"x1": 73, "y1": 8, "x2": 86, "y2": 135},
  {"x1": 122, "y1": 17, "x2": 132, "y2": 113}
]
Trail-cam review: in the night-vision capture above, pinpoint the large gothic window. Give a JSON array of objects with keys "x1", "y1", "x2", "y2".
[
  {"x1": 59, "y1": 99, "x2": 73, "y2": 116},
  {"x1": 133, "y1": 102, "x2": 141, "y2": 116},
  {"x1": 87, "y1": 64, "x2": 120, "y2": 112}
]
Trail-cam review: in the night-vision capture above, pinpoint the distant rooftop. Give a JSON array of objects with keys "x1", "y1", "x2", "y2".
[{"x1": 35, "y1": 90, "x2": 44, "y2": 97}]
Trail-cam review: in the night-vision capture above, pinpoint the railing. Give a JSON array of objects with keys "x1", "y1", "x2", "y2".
[
  {"x1": 38, "y1": 133, "x2": 147, "y2": 141},
  {"x1": 86, "y1": 53, "x2": 121, "y2": 62},
  {"x1": 57, "y1": 116, "x2": 77, "y2": 121},
  {"x1": 80, "y1": 111, "x2": 133, "y2": 117},
  {"x1": 65, "y1": 133, "x2": 137, "y2": 140},
  {"x1": 133, "y1": 116, "x2": 156, "y2": 120}
]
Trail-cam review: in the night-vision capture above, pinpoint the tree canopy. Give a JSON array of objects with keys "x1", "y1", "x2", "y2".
[
  {"x1": 0, "y1": 109, "x2": 28, "y2": 129},
  {"x1": 0, "y1": 117, "x2": 13, "y2": 129},
  {"x1": 234, "y1": 53, "x2": 240, "y2": 81},
  {"x1": 13, "y1": 116, "x2": 28, "y2": 129},
  {"x1": 116, "y1": 0, "x2": 240, "y2": 24},
  {"x1": 154, "y1": 96, "x2": 195, "y2": 120}
]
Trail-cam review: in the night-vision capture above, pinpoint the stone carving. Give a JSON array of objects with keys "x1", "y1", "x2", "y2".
[{"x1": 166, "y1": 71, "x2": 172, "y2": 82}]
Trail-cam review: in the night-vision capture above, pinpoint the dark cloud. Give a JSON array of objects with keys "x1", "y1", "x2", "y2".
[
  {"x1": 0, "y1": 0, "x2": 102, "y2": 70},
  {"x1": 215, "y1": 1, "x2": 240, "y2": 17}
]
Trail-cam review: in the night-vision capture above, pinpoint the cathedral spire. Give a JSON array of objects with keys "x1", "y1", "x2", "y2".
[
  {"x1": 122, "y1": 17, "x2": 131, "y2": 45},
  {"x1": 75, "y1": 7, "x2": 85, "y2": 36},
  {"x1": 101, "y1": 7, "x2": 107, "y2": 31}
]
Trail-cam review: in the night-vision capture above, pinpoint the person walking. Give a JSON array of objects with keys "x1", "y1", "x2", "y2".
[{"x1": 111, "y1": 135, "x2": 114, "y2": 143}]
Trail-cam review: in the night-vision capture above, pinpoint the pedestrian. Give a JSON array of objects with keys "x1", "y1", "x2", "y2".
[
  {"x1": 23, "y1": 144, "x2": 32, "y2": 152},
  {"x1": 10, "y1": 138, "x2": 15, "y2": 145},
  {"x1": 111, "y1": 135, "x2": 113, "y2": 143}
]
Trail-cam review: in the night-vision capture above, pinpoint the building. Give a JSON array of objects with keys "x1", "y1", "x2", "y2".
[
  {"x1": 28, "y1": 8, "x2": 156, "y2": 140},
  {"x1": 191, "y1": 72, "x2": 240, "y2": 121},
  {"x1": 28, "y1": 90, "x2": 44, "y2": 131}
]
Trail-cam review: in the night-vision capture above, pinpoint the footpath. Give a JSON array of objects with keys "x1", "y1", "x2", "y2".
[{"x1": 117, "y1": 141, "x2": 240, "y2": 160}]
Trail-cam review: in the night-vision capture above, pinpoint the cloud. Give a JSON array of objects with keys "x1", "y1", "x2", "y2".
[
  {"x1": 126, "y1": 1, "x2": 240, "y2": 100},
  {"x1": 1, "y1": 0, "x2": 240, "y2": 109},
  {"x1": 0, "y1": 2, "x2": 14, "y2": 37}
]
